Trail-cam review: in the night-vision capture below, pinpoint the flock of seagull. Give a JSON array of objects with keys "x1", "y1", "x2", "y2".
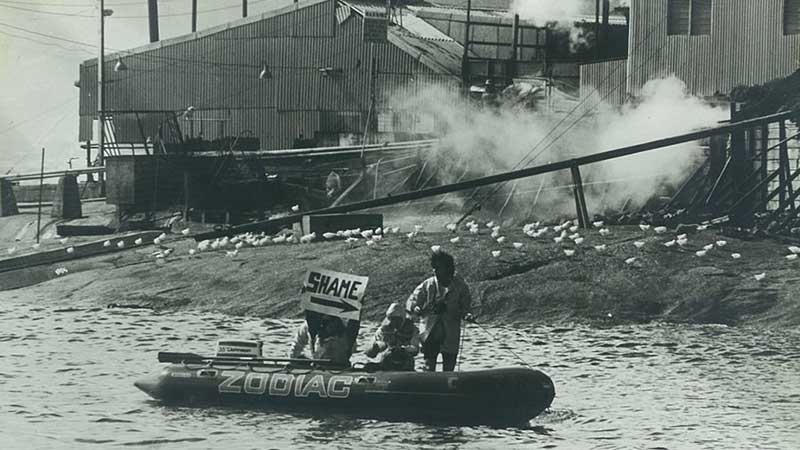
[{"x1": 5, "y1": 207, "x2": 794, "y2": 282}]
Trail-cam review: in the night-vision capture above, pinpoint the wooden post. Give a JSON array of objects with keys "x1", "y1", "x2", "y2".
[
  {"x1": 779, "y1": 120, "x2": 795, "y2": 212},
  {"x1": 36, "y1": 148, "x2": 45, "y2": 243},
  {"x1": 191, "y1": 0, "x2": 197, "y2": 32},
  {"x1": 183, "y1": 171, "x2": 190, "y2": 220},
  {"x1": 570, "y1": 165, "x2": 590, "y2": 228}
]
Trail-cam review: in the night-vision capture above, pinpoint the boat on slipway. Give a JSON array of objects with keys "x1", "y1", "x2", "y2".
[{"x1": 135, "y1": 346, "x2": 556, "y2": 426}]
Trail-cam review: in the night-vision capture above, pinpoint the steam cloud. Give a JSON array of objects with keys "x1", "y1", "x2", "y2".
[{"x1": 388, "y1": 76, "x2": 728, "y2": 222}]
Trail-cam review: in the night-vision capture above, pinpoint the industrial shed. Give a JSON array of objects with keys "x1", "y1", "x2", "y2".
[
  {"x1": 77, "y1": 0, "x2": 464, "y2": 152},
  {"x1": 580, "y1": 0, "x2": 800, "y2": 106}
]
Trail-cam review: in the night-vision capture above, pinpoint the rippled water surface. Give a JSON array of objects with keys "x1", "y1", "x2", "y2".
[{"x1": 0, "y1": 298, "x2": 798, "y2": 449}]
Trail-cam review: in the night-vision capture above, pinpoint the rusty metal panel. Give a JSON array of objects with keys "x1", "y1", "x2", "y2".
[{"x1": 628, "y1": 0, "x2": 800, "y2": 98}]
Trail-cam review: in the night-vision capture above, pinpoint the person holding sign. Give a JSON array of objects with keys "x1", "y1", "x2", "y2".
[
  {"x1": 364, "y1": 302, "x2": 420, "y2": 371},
  {"x1": 406, "y1": 250, "x2": 474, "y2": 372},
  {"x1": 287, "y1": 310, "x2": 353, "y2": 367}
]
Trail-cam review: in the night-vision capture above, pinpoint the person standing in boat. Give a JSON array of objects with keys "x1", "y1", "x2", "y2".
[
  {"x1": 406, "y1": 250, "x2": 473, "y2": 372},
  {"x1": 364, "y1": 302, "x2": 420, "y2": 371},
  {"x1": 287, "y1": 310, "x2": 353, "y2": 367}
]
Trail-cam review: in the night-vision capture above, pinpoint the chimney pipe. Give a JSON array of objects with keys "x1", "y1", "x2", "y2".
[{"x1": 147, "y1": 0, "x2": 159, "y2": 42}]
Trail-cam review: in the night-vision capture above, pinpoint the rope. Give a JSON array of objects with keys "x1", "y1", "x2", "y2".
[{"x1": 469, "y1": 320, "x2": 535, "y2": 370}]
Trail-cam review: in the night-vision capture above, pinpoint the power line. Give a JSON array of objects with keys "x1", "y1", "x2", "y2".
[
  {"x1": 0, "y1": 0, "x2": 270, "y2": 19},
  {"x1": 0, "y1": 0, "x2": 183, "y2": 6}
]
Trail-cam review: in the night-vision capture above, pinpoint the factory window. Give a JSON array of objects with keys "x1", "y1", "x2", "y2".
[
  {"x1": 786, "y1": 0, "x2": 800, "y2": 35},
  {"x1": 668, "y1": 0, "x2": 712, "y2": 36},
  {"x1": 667, "y1": 0, "x2": 690, "y2": 35},
  {"x1": 690, "y1": 0, "x2": 712, "y2": 35}
]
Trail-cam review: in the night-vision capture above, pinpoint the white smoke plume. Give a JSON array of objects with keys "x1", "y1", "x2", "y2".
[{"x1": 387, "y1": 76, "x2": 728, "y2": 222}]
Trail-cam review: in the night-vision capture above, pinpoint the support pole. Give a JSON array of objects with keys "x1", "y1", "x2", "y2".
[
  {"x1": 570, "y1": 165, "x2": 590, "y2": 228},
  {"x1": 183, "y1": 171, "x2": 190, "y2": 220},
  {"x1": 594, "y1": 0, "x2": 600, "y2": 60},
  {"x1": 242, "y1": 0, "x2": 248, "y2": 17},
  {"x1": 461, "y1": 0, "x2": 472, "y2": 93},
  {"x1": 779, "y1": 120, "x2": 795, "y2": 212},
  {"x1": 97, "y1": 0, "x2": 105, "y2": 198},
  {"x1": 36, "y1": 148, "x2": 45, "y2": 243}
]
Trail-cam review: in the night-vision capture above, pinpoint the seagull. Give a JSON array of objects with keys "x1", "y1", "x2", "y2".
[
  {"x1": 654, "y1": 226, "x2": 668, "y2": 234},
  {"x1": 153, "y1": 237, "x2": 162, "y2": 245},
  {"x1": 716, "y1": 240, "x2": 727, "y2": 247},
  {"x1": 134, "y1": 238, "x2": 143, "y2": 245},
  {"x1": 226, "y1": 250, "x2": 238, "y2": 257},
  {"x1": 664, "y1": 240, "x2": 676, "y2": 247},
  {"x1": 431, "y1": 245, "x2": 441, "y2": 253},
  {"x1": 373, "y1": 235, "x2": 383, "y2": 242},
  {"x1": 554, "y1": 236, "x2": 564, "y2": 244},
  {"x1": 117, "y1": 241, "x2": 125, "y2": 249},
  {"x1": 491, "y1": 230, "x2": 500, "y2": 239},
  {"x1": 568, "y1": 233, "x2": 580, "y2": 240},
  {"x1": 754, "y1": 272, "x2": 766, "y2": 281},
  {"x1": 677, "y1": 238, "x2": 689, "y2": 247},
  {"x1": 181, "y1": 228, "x2": 191, "y2": 236},
  {"x1": 374, "y1": 227, "x2": 382, "y2": 235},
  {"x1": 469, "y1": 226, "x2": 480, "y2": 234},
  {"x1": 639, "y1": 224, "x2": 651, "y2": 231},
  {"x1": 677, "y1": 233, "x2": 688, "y2": 240},
  {"x1": 564, "y1": 249, "x2": 575, "y2": 256},
  {"x1": 787, "y1": 254, "x2": 799, "y2": 261},
  {"x1": 235, "y1": 242, "x2": 244, "y2": 249},
  {"x1": 361, "y1": 230, "x2": 374, "y2": 239},
  {"x1": 569, "y1": 225, "x2": 579, "y2": 233},
  {"x1": 513, "y1": 242, "x2": 523, "y2": 249},
  {"x1": 291, "y1": 205, "x2": 300, "y2": 212},
  {"x1": 406, "y1": 232, "x2": 416, "y2": 239},
  {"x1": 157, "y1": 233, "x2": 167, "y2": 242},
  {"x1": 273, "y1": 235, "x2": 287, "y2": 244},
  {"x1": 188, "y1": 249, "x2": 197, "y2": 256},
  {"x1": 492, "y1": 226, "x2": 501, "y2": 233},
  {"x1": 323, "y1": 232, "x2": 337, "y2": 239},
  {"x1": 703, "y1": 244, "x2": 714, "y2": 251},
  {"x1": 625, "y1": 257, "x2": 637, "y2": 265},
  {"x1": 60, "y1": 237, "x2": 69, "y2": 245},
  {"x1": 365, "y1": 240, "x2": 376, "y2": 246},
  {"x1": 594, "y1": 244, "x2": 606, "y2": 251},
  {"x1": 66, "y1": 247, "x2": 74, "y2": 254},
  {"x1": 788, "y1": 246, "x2": 800, "y2": 254},
  {"x1": 574, "y1": 237, "x2": 585, "y2": 245},
  {"x1": 491, "y1": 250, "x2": 501, "y2": 258},
  {"x1": 697, "y1": 225, "x2": 709, "y2": 231},
  {"x1": 731, "y1": 253, "x2": 741, "y2": 259},
  {"x1": 696, "y1": 250, "x2": 707, "y2": 257},
  {"x1": 391, "y1": 227, "x2": 400, "y2": 234},
  {"x1": 592, "y1": 221, "x2": 604, "y2": 228},
  {"x1": 634, "y1": 241, "x2": 645, "y2": 248},
  {"x1": 599, "y1": 228, "x2": 611, "y2": 236},
  {"x1": 446, "y1": 223, "x2": 457, "y2": 232},
  {"x1": 486, "y1": 221, "x2": 495, "y2": 228},
  {"x1": 450, "y1": 237, "x2": 460, "y2": 244},
  {"x1": 286, "y1": 236, "x2": 296, "y2": 244},
  {"x1": 230, "y1": 236, "x2": 240, "y2": 244},
  {"x1": 496, "y1": 236, "x2": 506, "y2": 244}
]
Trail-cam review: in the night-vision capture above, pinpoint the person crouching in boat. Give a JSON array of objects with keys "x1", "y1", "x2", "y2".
[
  {"x1": 364, "y1": 302, "x2": 420, "y2": 371},
  {"x1": 288, "y1": 310, "x2": 353, "y2": 368},
  {"x1": 407, "y1": 250, "x2": 473, "y2": 372}
]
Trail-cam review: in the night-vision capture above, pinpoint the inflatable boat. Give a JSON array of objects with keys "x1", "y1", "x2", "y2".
[{"x1": 135, "y1": 349, "x2": 556, "y2": 425}]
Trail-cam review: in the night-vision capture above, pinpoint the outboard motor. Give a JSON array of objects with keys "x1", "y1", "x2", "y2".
[{"x1": 215, "y1": 340, "x2": 262, "y2": 358}]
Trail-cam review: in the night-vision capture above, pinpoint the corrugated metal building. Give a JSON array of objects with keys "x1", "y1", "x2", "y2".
[
  {"x1": 580, "y1": 0, "x2": 800, "y2": 107},
  {"x1": 78, "y1": 0, "x2": 463, "y2": 150}
]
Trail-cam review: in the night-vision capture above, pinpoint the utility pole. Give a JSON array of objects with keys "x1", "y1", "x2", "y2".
[
  {"x1": 192, "y1": 0, "x2": 197, "y2": 32},
  {"x1": 595, "y1": 0, "x2": 600, "y2": 60},
  {"x1": 97, "y1": 0, "x2": 106, "y2": 196},
  {"x1": 461, "y1": 0, "x2": 472, "y2": 93}
]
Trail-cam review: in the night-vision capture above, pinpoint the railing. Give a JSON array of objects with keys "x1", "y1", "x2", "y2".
[{"x1": 1, "y1": 167, "x2": 106, "y2": 183}]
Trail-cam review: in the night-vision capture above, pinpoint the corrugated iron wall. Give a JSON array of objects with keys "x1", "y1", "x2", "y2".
[
  {"x1": 79, "y1": 0, "x2": 457, "y2": 149},
  {"x1": 579, "y1": 58, "x2": 628, "y2": 111},
  {"x1": 627, "y1": 0, "x2": 800, "y2": 97}
]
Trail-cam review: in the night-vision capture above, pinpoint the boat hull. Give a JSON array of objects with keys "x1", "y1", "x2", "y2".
[{"x1": 135, "y1": 364, "x2": 555, "y2": 425}]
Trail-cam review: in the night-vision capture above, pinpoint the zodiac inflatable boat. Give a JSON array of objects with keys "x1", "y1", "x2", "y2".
[{"x1": 135, "y1": 343, "x2": 555, "y2": 425}]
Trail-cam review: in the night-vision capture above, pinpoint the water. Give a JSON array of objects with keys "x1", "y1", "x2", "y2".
[{"x1": 0, "y1": 298, "x2": 798, "y2": 450}]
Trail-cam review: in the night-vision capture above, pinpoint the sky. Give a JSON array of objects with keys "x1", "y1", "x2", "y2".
[{"x1": 0, "y1": 0, "x2": 293, "y2": 176}]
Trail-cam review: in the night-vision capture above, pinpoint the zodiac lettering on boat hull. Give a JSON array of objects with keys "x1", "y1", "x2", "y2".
[{"x1": 217, "y1": 370, "x2": 353, "y2": 399}]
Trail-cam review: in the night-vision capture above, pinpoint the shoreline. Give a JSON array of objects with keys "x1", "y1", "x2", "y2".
[{"x1": 3, "y1": 220, "x2": 799, "y2": 329}]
